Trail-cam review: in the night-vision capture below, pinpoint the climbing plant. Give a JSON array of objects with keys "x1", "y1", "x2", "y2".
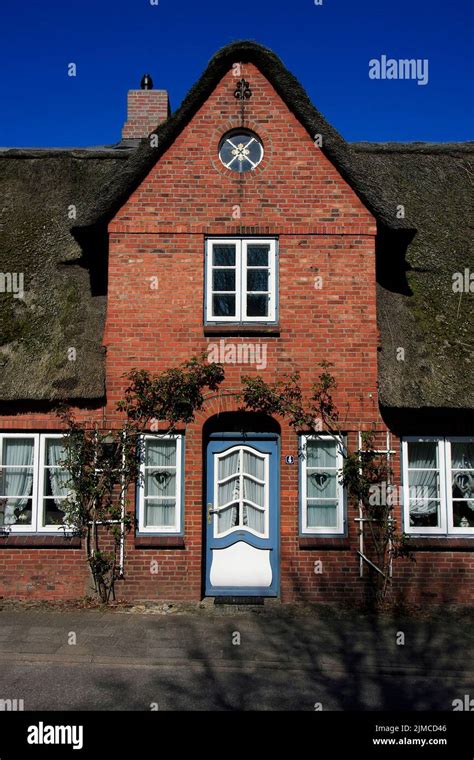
[
  {"x1": 117, "y1": 355, "x2": 225, "y2": 428},
  {"x1": 58, "y1": 411, "x2": 141, "y2": 603},
  {"x1": 58, "y1": 355, "x2": 225, "y2": 603},
  {"x1": 341, "y1": 432, "x2": 412, "y2": 608},
  {"x1": 241, "y1": 363, "x2": 412, "y2": 608}
]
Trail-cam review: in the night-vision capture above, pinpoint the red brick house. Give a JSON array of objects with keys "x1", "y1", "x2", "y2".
[{"x1": 0, "y1": 41, "x2": 472, "y2": 604}]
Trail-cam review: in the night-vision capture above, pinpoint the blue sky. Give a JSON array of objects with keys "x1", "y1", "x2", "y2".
[{"x1": 0, "y1": 0, "x2": 472, "y2": 147}]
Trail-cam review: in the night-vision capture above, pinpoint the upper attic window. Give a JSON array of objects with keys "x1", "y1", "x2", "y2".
[{"x1": 219, "y1": 130, "x2": 263, "y2": 172}]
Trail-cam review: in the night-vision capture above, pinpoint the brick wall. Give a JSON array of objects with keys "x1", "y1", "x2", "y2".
[{"x1": 122, "y1": 89, "x2": 169, "y2": 139}]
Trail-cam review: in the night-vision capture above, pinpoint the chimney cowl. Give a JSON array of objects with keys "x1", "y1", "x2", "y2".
[{"x1": 140, "y1": 73, "x2": 154, "y2": 90}]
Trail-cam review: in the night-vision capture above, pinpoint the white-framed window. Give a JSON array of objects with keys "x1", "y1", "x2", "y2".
[
  {"x1": 300, "y1": 435, "x2": 345, "y2": 535},
  {"x1": 402, "y1": 437, "x2": 474, "y2": 535},
  {"x1": 205, "y1": 238, "x2": 277, "y2": 323},
  {"x1": 0, "y1": 433, "x2": 71, "y2": 533},
  {"x1": 213, "y1": 445, "x2": 269, "y2": 539},
  {"x1": 138, "y1": 435, "x2": 183, "y2": 534}
]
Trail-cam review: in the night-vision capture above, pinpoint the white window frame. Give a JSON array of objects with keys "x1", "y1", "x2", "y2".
[
  {"x1": 0, "y1": 433, "x2": 39, "y2": 533},
  {"x1": 446, "y1": 437, "x2": 474, "y2": 535},
  {"x1": 38, "y1": 434, "x2": 73, "y2": 533},
  {"x1": 300, "y1": 434, "x2": 345, "y2": 536},
  {"x1": 138, "y1": 434, "x2": 183, "y2": 534},
  {"x1": 205, "y1": 238, "x2": 277, "y2": 324},
  {"x1": 0, "y1": 433, "x2": 71, "y2": 534},
  {"x1": 402, "y1": 436, "x2": 474, "y2": 536},
  {"x1": 213, "y1": 445, "x2": 270, "y2": 539}
]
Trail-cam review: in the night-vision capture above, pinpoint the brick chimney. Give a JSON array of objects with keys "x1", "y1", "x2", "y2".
[{"x1": 122, "y1": 74, "x2": 170, "y2": 140}]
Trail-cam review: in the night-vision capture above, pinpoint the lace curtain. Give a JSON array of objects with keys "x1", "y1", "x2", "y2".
[
  {"x1": 407, "y1": 442, "x2": 439, "y2": 516},
  {"x1": 216, "y1": 449, "x2": 266, "y2": 534},
  {"x1": 145, "y1": 439, "x2": 177, "y2": 527},
  {"x1": 2, "y1": 439, "x2": 34, "y2": 526},
  {"x1": 306, "y1": 439, "x2": 338, "y2": 528},
  {"x1": 46, "y1": 441, "x2": 70, "y2": 502},
  {"x1": 217, "y1": 450, "x2": 240, "y2": 532}
]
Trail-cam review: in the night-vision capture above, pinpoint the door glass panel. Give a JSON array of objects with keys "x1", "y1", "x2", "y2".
[
  {"x1": 244, "y1": 503, "x2": 265, "y2": 533},
  {"x1": 218, "y1": 476, "x2": 240, "y2": 506},
  {"x1": 215, "y1": 446, "x2": 267, "y2": 537},
  {"x1": 243, "y1": 450, "x2": 264, "y2": 479},
  {"x1": 243, "y1": 476, "x2": 264, "y2": 506},
  {"x1": 218, "y1": 503, "x2": 239, "y2": 532},
  {"x1": 218, "y1": 450, "x2": 240, "y2": 480}
]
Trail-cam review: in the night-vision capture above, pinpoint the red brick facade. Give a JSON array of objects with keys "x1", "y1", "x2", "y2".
[{"x1": 0, "y1": 62, "x2": 472, "y2": 605}]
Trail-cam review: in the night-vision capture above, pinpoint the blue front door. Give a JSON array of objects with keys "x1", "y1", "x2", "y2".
[{"x1": 205, "y1": 435, "x2": 279, "y2": 596}]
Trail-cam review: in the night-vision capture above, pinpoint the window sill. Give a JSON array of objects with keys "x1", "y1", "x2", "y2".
[
  {"x1": 135, "y1": 536, "x2": 185, "y2": 549},
  {"x1": 299, "y1": 536, "x2": 350, "y2": 550},
  {"x1": 408, "y1": 537, "x2": 474, "y2": 551},
  {"x1": 204, "y1": 325, "x2": 280, "y2": 337},
  {"x1": 0, "y1": 534, "x2": 81, "y2": 548}
]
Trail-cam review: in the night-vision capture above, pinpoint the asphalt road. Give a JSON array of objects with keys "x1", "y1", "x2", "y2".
[{"x1": 0, "y1": 604, "x2": 473, "y2": 711}]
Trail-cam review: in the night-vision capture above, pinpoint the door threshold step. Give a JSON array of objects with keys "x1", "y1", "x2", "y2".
[{"x1": 214, "y1": 596, "x2": 265, "y2": 606}]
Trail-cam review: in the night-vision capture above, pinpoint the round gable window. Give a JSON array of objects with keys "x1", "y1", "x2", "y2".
[{"x1": 218, "y1": 130, "x2": 264, "y2": 172}]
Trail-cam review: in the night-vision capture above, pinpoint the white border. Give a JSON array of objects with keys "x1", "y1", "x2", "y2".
[
  {"x1": 205, "y1": 238, "x2": 276, "y2": 324},
  {"x1": 37, "y1": 433, "x2": 71, "y2": 533},
  {"x1": 138, "y1": 434, "x2": 183, "y2": 534},
  {"x1": 402, "y1": 436, "x2": 474, "y2": 536},
  {"x1": 300, "y1": 434, "x2": 345, "y2": 535},
  {"x1": 213, "y1": 445, "x2": 270, "y2": 539},
  {"x1": 0, "y1": 433, "x2": 39, "y2": 533},
  {"x1": 446, "y1": 437, "x2": 474, "y2": 535},
  {"x1": 242, "y1": 239, "x2": 276, "y2": 323}
]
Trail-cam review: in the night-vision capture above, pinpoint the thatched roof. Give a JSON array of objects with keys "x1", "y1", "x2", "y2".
[
  {"x1": 0, "y1": 41, "x2": 472, "y2": 411},
  {"x1": 351, "y1": 142, "x2": 474, "y2": 410},
  {"x1": 0, "y1": 147, "x2": 133, "y2": 401}
]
